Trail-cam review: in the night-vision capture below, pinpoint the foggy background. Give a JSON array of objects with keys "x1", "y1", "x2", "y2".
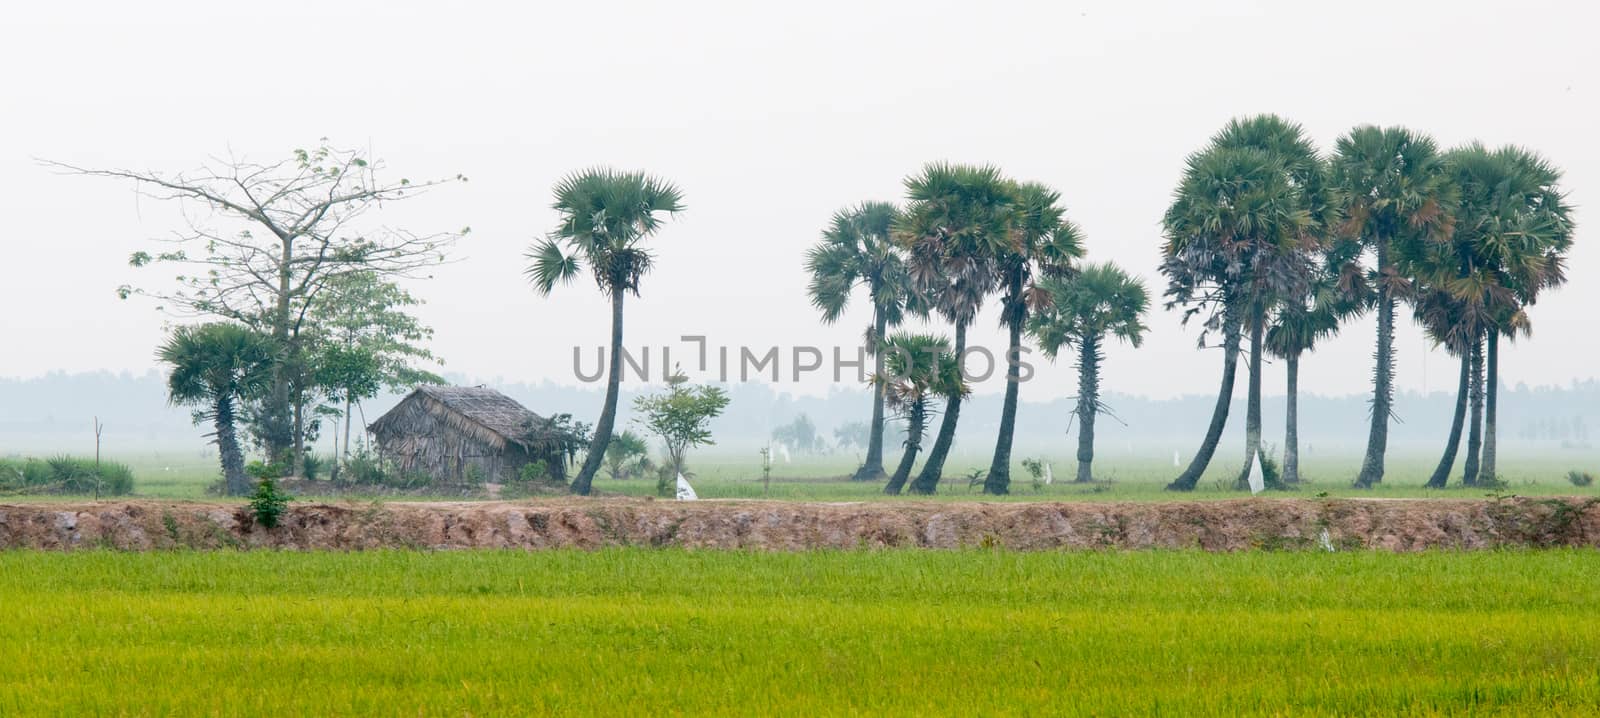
[{"x1": 2, "y1": 1, "x2": 1596, "y2": 459}]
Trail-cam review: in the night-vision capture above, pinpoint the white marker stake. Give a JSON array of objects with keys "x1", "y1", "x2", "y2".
[
  {"x1": 675, "y1": 473, "x2": 699, "y2": 501},
  {"x1": 1043, "y1": 462, "x2": 1054, "y2": 485},
  {"x1": 1247, "y1": 453, "x2": 1265, "y2": 495},
  {"x1": 1172, "y1": 450, "x2": 1181, "y2": 468}
]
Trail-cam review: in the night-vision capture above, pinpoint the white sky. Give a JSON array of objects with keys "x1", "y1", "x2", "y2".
[{"x1": 2, "y1": 0, "x2": 1595, "y2": 400}]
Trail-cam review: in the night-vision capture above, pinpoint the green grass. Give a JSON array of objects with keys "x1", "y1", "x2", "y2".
[
  {"x1": 1, "y1": 550, "x2": 1598, "y2": 715},
  {"x1": 7, "y1": 447, "x2": 1599, "y2": 503}
]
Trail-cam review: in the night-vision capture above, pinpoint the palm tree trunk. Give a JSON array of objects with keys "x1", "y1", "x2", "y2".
[
  {"x1": 571, "y1": 290, "x2": 626, "y2": 495},
  {"x1": 853, "y1": 308, "x2": 889, "y2": 481},
  {"x1": 1283, "y1": 351, "x2": 1300, "y2": 485},
  {"x1": 1074, "y1": 334, "x2": 1101, "y2": 483},
  {"x1": 1234, "y1": 301, "x2": 1265, "y2": 490},
  {"x1": 910, "y1": 322, "x2": 966, "y2": 495},
  {"x1": 1355, "y1": 240, "x2": 1395, "y2": 488},
  {"x1": 292, "y1": 395, "x2": 306, "y2": 477},
  {"x1": 884, "y1": 405, "x2": 926, "y2": 495},
  {"x1": 1482, "y1": 332, "x2": 1498, "y2": 483},
  {"x1": 1425, "y1": 353, "x2": 1470, "y2": 489},
  {"x1": 1167, "y1": 308, "x2": 1243, "y2": 491},
  {"x1": 983, "y1": 300, "x2": 1026, "y2": 495},
  {"x1": 215, "y1": 396, "x2": 250, "y2": 496},
  {"x1": 1463, "y1": 338, "x2": 1484, "y2": 486}
]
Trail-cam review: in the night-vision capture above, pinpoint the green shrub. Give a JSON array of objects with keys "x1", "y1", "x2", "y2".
[
  {"x1": 1258, "y1": 449, "x2": 1283, "y2": 490},
  {"x1": 517, "y1": 460, "x2": 556, "y2": 485},
  {"x1": 245, "y1": 459, "x2": 287, "y2": 480},
  {"x1": 249, "y1": 478, "x2": 292, "y2": 528},
  {"x1": 301, "y1": 454, "x2": 325, "y2": 481},
  {"x1": 1567, "y1": 470, "x2": 1594, "y2": 487}
]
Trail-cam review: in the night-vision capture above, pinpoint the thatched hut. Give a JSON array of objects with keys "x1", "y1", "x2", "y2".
[{"x1": 368, "y1": 386, "x2": 576, "y2": 484}]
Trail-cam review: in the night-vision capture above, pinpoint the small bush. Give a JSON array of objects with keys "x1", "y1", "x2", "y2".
[
  {"x1": 249, "y1": 477, "x2": 292, "y2": 528},
  {"x1": 301, "y1": 454, "x2": 325, "y2": 481},
  {"x1": 1567, "y1": 470, "x2": 1595, "y2": 487},
  {"x1": 655, "y1": 465, "x2": 675, "y2": 498},
  {"x1": 343, "y1": 450, "x2": 386, "y2": 484}
]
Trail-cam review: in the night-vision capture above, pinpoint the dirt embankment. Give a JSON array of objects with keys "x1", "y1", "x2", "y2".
[{"x1": 2, "y1": 497, "x2": 1598, "y2": 552}]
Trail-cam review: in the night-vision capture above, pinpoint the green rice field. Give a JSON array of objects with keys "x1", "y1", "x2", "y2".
[{"x1": 1, "y1": 549, "x2": 1597, "y2": 716}]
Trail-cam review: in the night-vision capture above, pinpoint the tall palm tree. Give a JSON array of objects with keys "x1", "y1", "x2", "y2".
[
  {"x1": 874, "y1": 333, "x2": 967, "y2": 495},
  {"x1": 896, "y1": 163, "x2": 1015, "y2": 495},
  {"x1": 1028, "y1": 263, "x2": 1149, "y2": 483},
  {"x1": 158, "y1": 323, "x2": 278, "y2": 496},
  {"x1": 982, "y1": 182, "x2": 1084, "y2": 495},
  {"x1": 1264, "y1": 241, "x2": 1363, "y2": 485},
  {"x1": 805, "y1": 201, "x2": 922, "y2": 482},
  {"x1": 1330, "y1": 126, "x2": 1455, "y2": 488},
  {"x1": 1211, "y1": 115, "x2": 1329, "y2": 490},
  {"x1": 1446, "y1": 144, "x2": 1574, "y2": 483},
  {"x1": 1161, "y1": 144, "x2": 1313, "y2": 491},
  {"x1": 526, "y1": 169, "x2": 684, "y2": 496}
]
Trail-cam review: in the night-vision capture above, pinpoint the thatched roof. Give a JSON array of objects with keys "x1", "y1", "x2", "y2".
[{"x1": 370, "y1": 386, "x2": 563, "y2": 453}]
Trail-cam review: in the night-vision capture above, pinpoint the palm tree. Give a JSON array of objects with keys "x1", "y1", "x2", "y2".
[
  {"x1": 1161, "y1": 144, "x2": 1313, "y2": 491},
  {"x1": 805, "y1": 201, "x2": 922, "y2": 482},
  {"x1": 158, "y1": 323, "x2": 278, "y2": 496},
  {"x1": 1211, "y1": 115, "x2": 1329, "y2": 490},
  {"x1": 896, "y1": 163, "x2": 1015, "y2": 495},
  {"x1": 1028, "y1": 263, "x2": 1149, "y2": 483},
  {"x1": 1409, "y1": 288, "x2": 1481, "y2": 488},
  {"x1": 1445, "y1": 144, "x2": 1574, "y2": 484},
  {"x1": 874, "y1": 333, "x2": 967, "y2": 495},
  {"x1": 1330, "y1": 126, "x2": 1455, "y2": 488},
  {"x1": 982, "y1": 182, "x2": 1084, "y2": 494},
  {"x1": 527, "y1": 169, "x2": 684, "y2": 496},
  {"x1": 1264, "y1": 242, "x2": 1363, "y2": 485}
]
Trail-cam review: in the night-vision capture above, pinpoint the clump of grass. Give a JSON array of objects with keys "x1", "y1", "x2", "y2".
[
  {"x1": 1568, "y1": 470, "x2": 1595, "y2": 487},
  {"x1": 0, "y1": 456, "x2": 133, "y2": 495}
]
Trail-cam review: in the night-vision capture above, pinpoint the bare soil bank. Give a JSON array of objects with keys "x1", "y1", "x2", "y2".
[{"x1": 2, "y1": 497, "x2": 1598, "y2": 552}]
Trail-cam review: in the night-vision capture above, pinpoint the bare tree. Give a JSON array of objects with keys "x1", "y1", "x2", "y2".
[{"x1": 46, "y1": 142, "x2": 466, "y2": 472}]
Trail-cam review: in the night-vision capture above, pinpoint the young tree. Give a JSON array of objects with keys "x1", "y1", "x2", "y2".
[
  {"x1": 1330, "y1": 126, "x2": 1455, "y2": 488},
  {"x1": 631, "y1": 371, "x2": 731, "y2": 478},
  {"x1": 983, "y1": 182, "x2": 1084, "y2": 495},
  {"x1": 528, "y1": 169, "x2": 684, "y2": 496},
  {"x1": 897, "y1": 163, "x2": 1014, "y2": 494},
  {"x1": 873, "y1": 333, "x2": 967, "y2": 495},
  {"x1": 1029, "y1": 263, "x2": 1149, "y2": 483},
  {"x1": 55, "y1": 143, "x2": 465, "y2": 473},
  {"x1": 158, "y1": 323, "x2": 278, "y2": 496},
  {"x1": 805, "y1": 202, "x2": 922, "y2": 481},
  {"x1": 308, "y1": 270, "x2": 445, "y2": 473}
]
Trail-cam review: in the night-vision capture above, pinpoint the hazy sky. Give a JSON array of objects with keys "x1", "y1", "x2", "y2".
[{"x1": 3, "y1": 0, "x2": 1595, "y2": 401}]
